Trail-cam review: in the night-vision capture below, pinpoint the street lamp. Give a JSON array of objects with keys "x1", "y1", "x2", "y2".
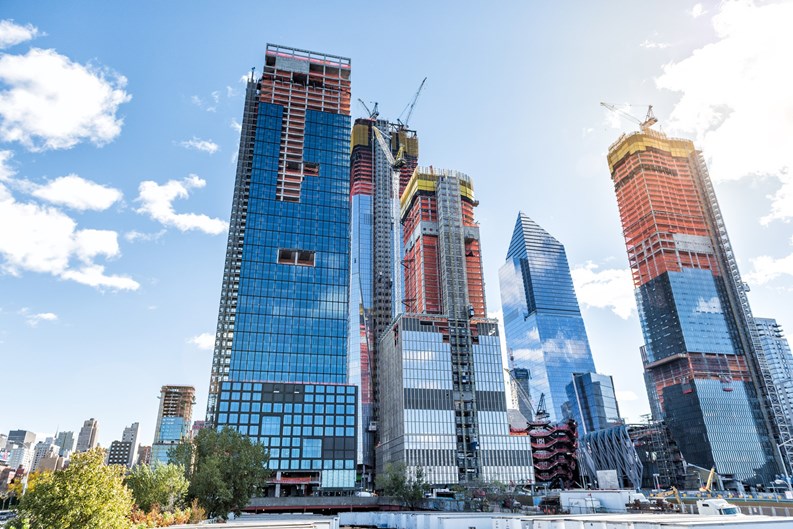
[
  {"x1": 653, "y1": 473, "x2": 660, "y2": 491},
  {"x1": 775, "y1": 439, "x2": 793, "y2": 493}
]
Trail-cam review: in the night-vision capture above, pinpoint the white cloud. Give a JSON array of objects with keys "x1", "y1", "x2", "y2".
[
  {"x1": 31, "y1": 174, "x2": 122, "y2": 211},
  {"x1": 639, "y1": 39, "x2": 670, "y2": 49},
  {"x1": 0, "y1": 150, "x2": 14, "y2": 181},
  {"x1": 691, "y1": 3, "x2": 707, "y2": 18},
  {"x1": 60, "y1": 264, "x2": 139, "y2": 290},
  {"x1": 226, "y1": 85, "x2": 237, "y2": 98},
  {"x1": 136, "y1": 174, "x2": 228, "y2": 235},
  {"x1": 230, "y1": 118, "x2": 242, "y2": 133},
  {"x1": 571, "y1": 261, "x2": 636, "y2": 319},
  {"x1": 19, "y1": 308, "x2": 58, "y2": 327},
  {"x1": 124, "y1": 229, "x2": 166, "y2": 243},
  {"x1": 190, "y1": 92, "x2": 218, "y2": 112},
  {"x1": 0, "y1": 20, "x2": 40, "y2": 49},
  {"x1": 188, "y1": 332, "x2": 215, "y2": 350},
  {"x1": 0, "y1": 48, "x2": 131, "y2": 151},
  {"x1": 0, "y1": 183, "x2": 138, "y2": 290},
  {"x1": 657, "y1": 0, "x2": 793, "y2": 223},
  {"x1": 179, "y1": 137, "x2": 219, "y2": 154},
  {"x1": 746, "y1": 236, "x2": 793, "y2": 285}
]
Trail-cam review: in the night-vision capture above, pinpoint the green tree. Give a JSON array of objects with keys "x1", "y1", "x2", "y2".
[
  {"x1": 9, "y1": 449, "x2": 133, "y2": 529},
  {"x1": 124, "y1": 462, "x2": 189, "y2": 513},
  {"x1": 375, "y1": 462, "x2": 429, "y2": 509},
  {"x1": 170, "y1": 427, "x2": 270, "y2": 519}
]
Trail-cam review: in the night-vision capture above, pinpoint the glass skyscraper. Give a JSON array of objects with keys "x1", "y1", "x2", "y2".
[
  {"x1": 499, "y1": 213, "x2": 619, "y2": 429},
  {"x1": 607, "y1": 127, "x2": 786, "y2": 483},
  {"x1": 206, "y1": 45, "x2": 357, "y2": 492}
]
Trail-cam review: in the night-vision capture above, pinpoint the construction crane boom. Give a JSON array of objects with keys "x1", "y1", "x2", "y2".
[
  {"x1": 699, "y1": 467, "x2": 717, "y2": 493},
  {"x1": 357, "y1": 98, "x2": 379, "y2": 120},
  {"x1": 600, "y1": 102, "x2": 657, "y2": 132},
  {"x1": 398, "y1": 77, "x2": 427, "y2": 128}
]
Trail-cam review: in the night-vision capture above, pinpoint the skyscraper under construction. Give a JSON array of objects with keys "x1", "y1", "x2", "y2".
[
  {"x1": 349, "y1": 116, "x2": 418, "y2": 483},
  {"x1": 606, "y1": 125, "x2": 790, "y2": 483},
  {"x1": 376, "y1": 167, "x2": 532, "y2": 485},
  {"x1": 206, "y1": 44, "x2": 357, "y2": 493}
]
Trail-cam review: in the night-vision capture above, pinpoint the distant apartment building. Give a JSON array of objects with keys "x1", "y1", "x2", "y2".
[
  {"x1": 106, "y1": 422, "x2": 139, "y2": 468},
  {"x1": 7, "y1": 430, "x2": 35, "y2": 448},
  {"x1": 0, "y1": 434, "x2": 7, "y2": 451},
  {"x1": 36, "y1": 453, "x2": 65, "y2": 472},
  {"x1": 55, "y1": 431, "x2": 75, "y2": 457},
  {"x1": 76, "y1": 418, "x2": 99, "y2": 452},
  {"x1": 107, "y1": 441, "x2": 134, "y2": 467},
  {"x1": 7, "y1": 446, "x2": 33, "y2": 471},
  {"x1": 152, "y1": 386, "x2": 195, "y2": 465},
  {"x1": 121, "y1": 422, "x2": 139, "y2": 467},
  {"x1": 31, "y1": 438, "x2": 60, "y2": 471},
  {"x1": 137, "y1": 445, "x2": 152, "y2": 466},
  {"x1": 755, "y1": 318, "x2": 793, "y2": 441}
]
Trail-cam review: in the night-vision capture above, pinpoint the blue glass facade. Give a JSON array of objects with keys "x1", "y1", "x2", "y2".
[
  {"x1": 227, "y1": 104, "x2": 351, "y2": 385},
  {"x1": 663, "y1": 379, "x2": 772, "y2": 480},
  {"x1": 348, "y1": 192, "x2": 374, "y2": 468},
  {"x1": 499, "y1": 213, "x2": 597, "y2": 423},
  {"x1": 210, "y1": 46, "x2": 356, "y2": 489},
  {"x1": 637, "y1": 269, "x2": 738, "y2": 364},
  {"x1": 567, "y1": 372, "x2": 621, "y2": 434},
  {"x1": 151, "y1": 417, "x2": 190, "y2": 465},
  {"x1": 636, "y1": 269, "x2": 774, "y2": 481},
  {"x1": 216, "y1": 381, "x2": 357, "y2": 480}
]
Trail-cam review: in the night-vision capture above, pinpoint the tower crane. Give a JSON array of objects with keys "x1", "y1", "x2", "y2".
[
  {"x1": 600, "y1": 102, "x2": 657, "y2": 132},
  {"x1": 357, "y1": 99, "x2": 379, "y2": 120},
  {"x1": 397, "y1": 77, "x2": 427, "y2": 129}
]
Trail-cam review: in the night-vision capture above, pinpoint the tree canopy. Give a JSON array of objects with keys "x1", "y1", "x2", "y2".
[
  {"x1": 124, "y1": 462, "x2": 189, "y2": 513},
  {"x1": 170, "y1": 427, "x2": 270, "y2": 519},
  {"x1": 10, "y1": 449, "x2": 133, "y2": 529},
  {"x1": 375, "y1": 462, "x2": 429, "y2": 509}
]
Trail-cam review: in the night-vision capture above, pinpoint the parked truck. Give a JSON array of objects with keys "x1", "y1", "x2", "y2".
[{"x1": 696, "y1": 498, "x2": 741, "y2": 516}]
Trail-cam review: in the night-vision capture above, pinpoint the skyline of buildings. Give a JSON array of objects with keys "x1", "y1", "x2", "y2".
[
  {"x1": 3, "y1": 33, "x2": 793, "y2": 493},
  {"x1": 606, "y1": 126, "x2": 792, "y2": 484}
]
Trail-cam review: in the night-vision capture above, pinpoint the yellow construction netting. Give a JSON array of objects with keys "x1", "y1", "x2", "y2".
[{"x1": 607, "y1": 131, "x2": 695, "y2": 172}]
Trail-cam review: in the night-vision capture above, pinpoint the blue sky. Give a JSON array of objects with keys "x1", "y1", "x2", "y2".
[{"x1": 1, "y1": 1, "x2": 792, "y2": 449}]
